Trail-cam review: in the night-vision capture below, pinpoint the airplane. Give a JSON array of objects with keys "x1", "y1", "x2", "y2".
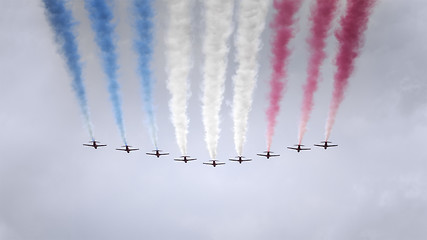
[
  {"x1": 257, "y1": 151, "x2": 280, "y2": 159},
  {"x1": 83, "y1": 140, "x2": 106, "y2": 149},
  {"x1": 146, "y1": 149, "x2": 169, "y2": 158},
  {"x1": 314, "y1": 141, "x2": 338, "y2": 149},
  {"x1": 116, "y1": 145, "x2": 139, "y2": 153},
  {"x1": 203, "y1": 160, "x2": 225, "y2": 167},
  {"x1": 174, "y1": 155, "x2": 197, "y2": 163},
  {"x1": 229, "y1": 156, "x2": 252, "y2": 164},
  {"x1": 287, "y1": 144, "x2": 311, "y2": 152}
]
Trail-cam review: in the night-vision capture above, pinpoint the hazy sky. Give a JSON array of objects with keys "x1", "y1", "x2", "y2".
[{"x1": 1, "y1": 0, "x2": 427, "y2": 239}]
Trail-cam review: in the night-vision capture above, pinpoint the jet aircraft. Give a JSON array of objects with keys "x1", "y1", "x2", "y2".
[
  {"x1": 229, "y1": 156, "x2": 252, "y2": 164},
  {"x1": 116, "y1": 145, "x2": 139, "y2": 153},
  {"x1": 287, "y1": 144, "x2": 311, "y2": 152},
  {"x1": 314, "y1": 141, "x2": 338, "y2": 149},
  {"x1": 174, "y1": 155, "x2": 197, "y2": 163},
  {"x1": 83, "y1": 140, "x2": 106, "y2": 149},
  {"x1": 146, "y1": 149, "x2": 169, "y2": 158},
  {"x1": 257, "y1": 151, "x2": 280, "y2": 159},
  {"x1": 203, "y1": 160, "x2": 225, "y2": 167}
]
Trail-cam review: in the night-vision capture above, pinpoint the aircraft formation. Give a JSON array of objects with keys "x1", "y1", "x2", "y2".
[
  {"x1": 43, "y1": 0, "x2": 376, "y2": 165},
  {"x1": 83, "y1": 140, "x2": 338, "y2": 167}
]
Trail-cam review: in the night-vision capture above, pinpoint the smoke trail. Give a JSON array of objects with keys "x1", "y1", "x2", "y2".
[
  {"x1": 85, "y1": 0, "x2": 127, "y2": 144},
  {"x1": 202, "y1": 0, "x2": 234, "y2": 159},
  {"x1": 132, "y1": 0, "x2": 158, "y2": 148},
  {"x1": 266, "y1": 0, "x2": 302, "y2": 151},
  {"x1": 232, "y1": 0, "x2": 270, "y2": 156},
  {"x1": 297, "y1": 0, "x2": 338, "y2": 144},
  {"x1": 164, "y1": 0, "x2": 193, "y2": 155},
  {"x1": 325, "y1": 0, "x2": 377, "y2": 141},
  {"x1": 42, "y1": 0, "x2": 94, "y2": 140}
]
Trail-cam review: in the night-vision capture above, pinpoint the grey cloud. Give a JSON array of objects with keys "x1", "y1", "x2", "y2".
[{"x1": 1, "y1": 0, "x2": 427, "y2": 239}]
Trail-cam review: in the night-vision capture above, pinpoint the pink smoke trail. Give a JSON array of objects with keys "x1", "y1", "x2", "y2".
[
  {"x1": 266, "y1": 0, "x2": 302, "y2": 151},
  {"x1": 298, "y1": 0, "x2": 339, "y2": 145},
  {"x1": 325, "y1": 0, "x2": 377, "y2": 141}
]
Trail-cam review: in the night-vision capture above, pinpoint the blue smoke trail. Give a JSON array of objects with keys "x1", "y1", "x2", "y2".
[
  {"x1": 42, "y1": 0, "x2": 94, "y2": 140},
  {"x1": 84, "y1": 0, "x2": 127, "y2": 145},
  {"x1": 132, "y1": 0, "x2": 158, "y2": 148}
]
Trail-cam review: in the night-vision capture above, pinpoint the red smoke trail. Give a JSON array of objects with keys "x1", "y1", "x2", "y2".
[
  {"x1": 325, "y1": 0, "x2": 377, "y2": 141},
  {"x1": 298, "y1": 0, "x2": 338, "y2": 145},
  {"x1": 266, "y1": 0, "x2": 302, "y2": 151}
]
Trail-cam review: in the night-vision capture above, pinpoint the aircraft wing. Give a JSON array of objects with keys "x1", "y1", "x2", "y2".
[
  {"x1": 146, "y1": 152, "x2": 156, "y2": 155},
  {"x1": 98, "y1": 144, "x2": 107, "y2": 147},
  {"x1": 83, "y1": 144, "x2": 92, "y2": 147},
  {"x1": 287, "y1": 147, "x2": 297, "y2": 150},
  {"x1": 300, "y1": 148, "x2": 311, "y2": 151},
  {"x1": 159, "y1": 153, "x2": 169, "y2": 155},
  {"x1": 328, "y1": 145, "x2": 338, "y2": 147},
  {"x1": 116, "y1": 148, "x2": 139, "y2": 151},
  {"x1": 257, "y1": 153, "x2": 279, "y2": 157},
  {"x1": 216, "y1": 162, "x2": 225, "y2": 165},
  {"x1": 203, "y1": 162, "x2": 213, "y2": 165},
  {"x1": 229, "y1": 158, "x2": 252, "y2": 161},
  {"x1": 174, "y1": 158, "x2": 196, "y2": 161},
  {"x1": 314, "y1": 144, "x2": 323, "y2": 147},
  {"x1": 174, "y1": 158, "x2": 196, "y2": 162}
]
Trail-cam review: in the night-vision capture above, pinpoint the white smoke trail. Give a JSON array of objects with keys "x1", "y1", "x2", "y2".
[
  {"x1": 202, "y1": 0, "x2": 234, "y2": 159},
  {"x1": 232, "y1": 0, "x2": 270, "y2": 155},
  {"x1": 164, "y1": 0, "x2": 193, "y2": 155}
]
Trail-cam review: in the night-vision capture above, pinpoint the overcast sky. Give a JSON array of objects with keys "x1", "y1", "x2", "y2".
[{"x1": 1, "y1": 0, "x2": 427, "y2": 239}]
